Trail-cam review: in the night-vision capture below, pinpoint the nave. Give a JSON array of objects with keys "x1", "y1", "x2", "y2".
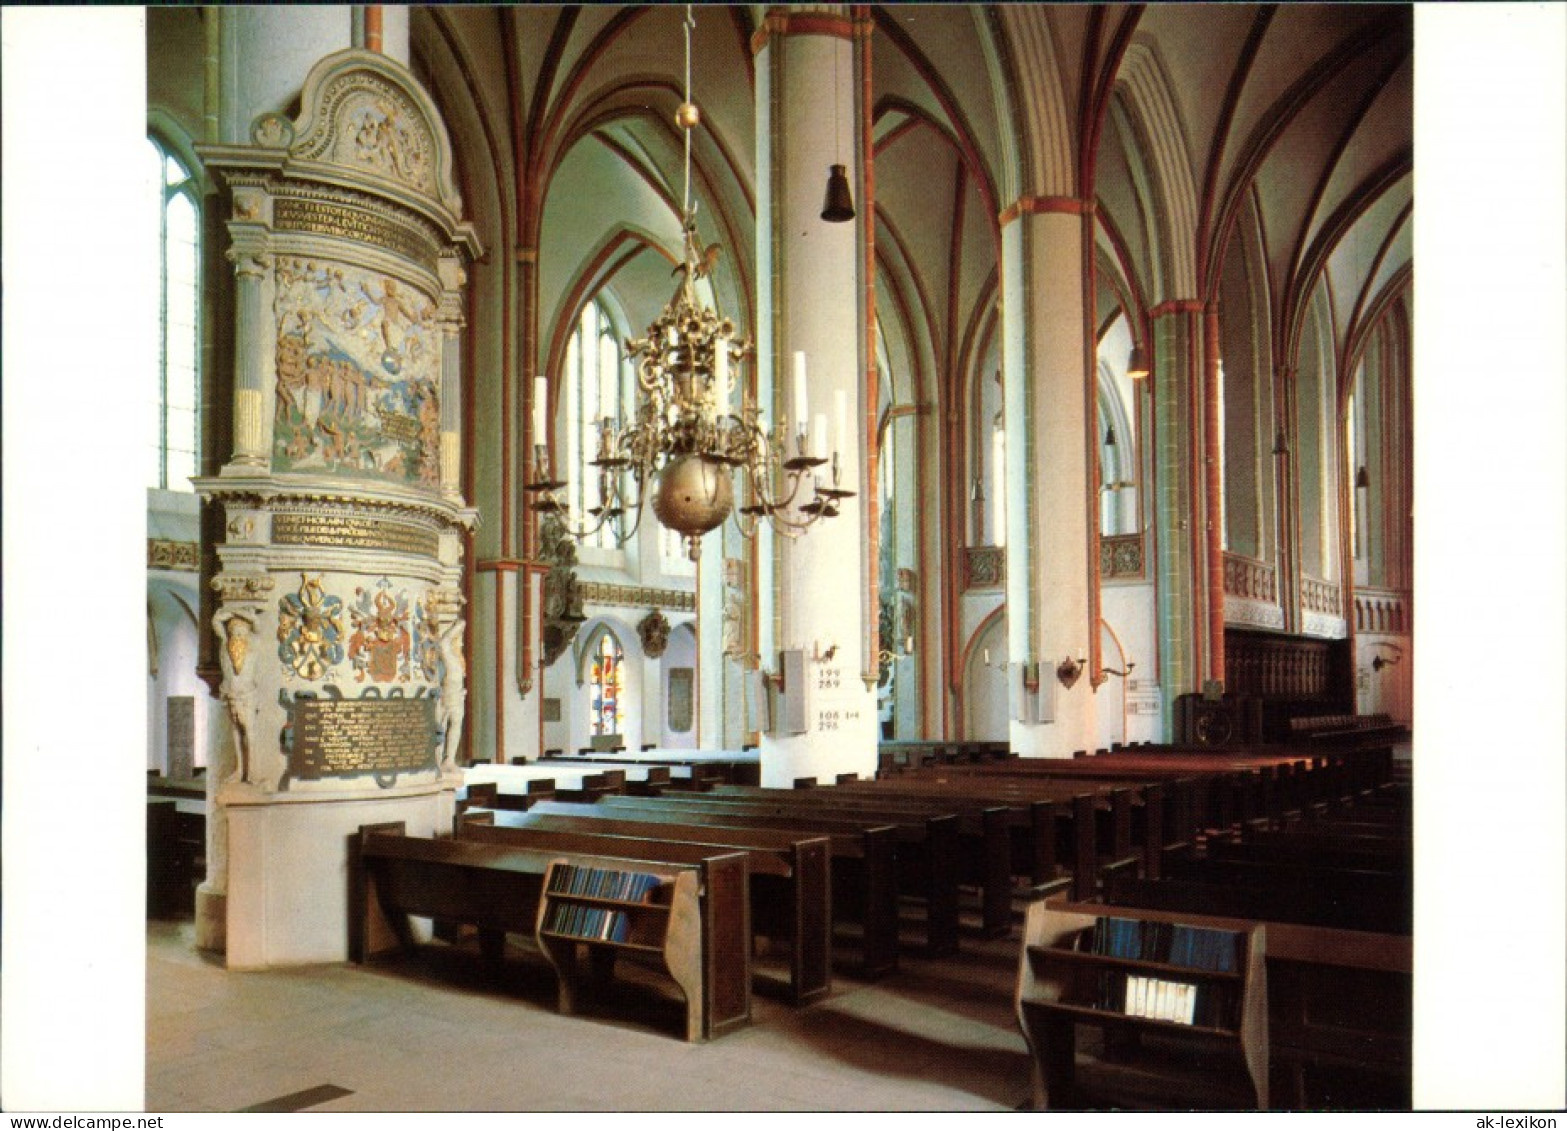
[{"x1": 149, "y1": 735, "x2": 1414, "y2": 1113}]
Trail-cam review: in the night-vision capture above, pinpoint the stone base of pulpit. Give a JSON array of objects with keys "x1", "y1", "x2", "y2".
[
  {"x1": 223, "y1": 777, "x2": 458, "y2": 969},
  {"x1": 195, "y1": 884, "x2": 227, "y2": 954}
]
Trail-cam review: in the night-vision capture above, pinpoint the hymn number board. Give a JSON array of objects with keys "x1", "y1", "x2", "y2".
[{"x1": 812, "y1": 663, "x2": 862, "y2": 734}]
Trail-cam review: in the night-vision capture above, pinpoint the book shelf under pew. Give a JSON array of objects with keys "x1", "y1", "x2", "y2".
[
  {"x1": 1015, "y1": 899, "x2": 1268, "y2": 1110},
  {"x1": 536, "y1": 858, "x2": 708, "y2": 1043}
]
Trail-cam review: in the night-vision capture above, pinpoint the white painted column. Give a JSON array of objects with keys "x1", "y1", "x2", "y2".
[
  {"x1": 755, "y1": 15, "x2": 874, "y2": 786},
  {"x1": 218, "y1": 6, "x2": 353, "y2": 143},
  {"x1": 1000, "y1": 206, "x2": 1098, "y2": 757},
  {"x1": 378, "y1": 6, "x2": 411, "y2": 65}
]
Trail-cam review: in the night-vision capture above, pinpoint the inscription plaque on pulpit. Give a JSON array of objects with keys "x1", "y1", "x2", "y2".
[{"x1": 290, "y1": 696, "x2": 437, "y2": 781}]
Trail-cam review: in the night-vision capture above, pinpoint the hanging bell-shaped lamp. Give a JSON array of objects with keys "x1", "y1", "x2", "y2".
[
  {"x1": 1126, "y1": 344, "x2": 1150, "y2": 380},
  {"x1": 821, "y1": 164, "x2": 855, "y2": 222}
]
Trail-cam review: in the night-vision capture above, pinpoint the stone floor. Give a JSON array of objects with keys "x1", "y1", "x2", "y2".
[{"x1": 146, "y1": 910, "x2": 1035, "y2": 1113}]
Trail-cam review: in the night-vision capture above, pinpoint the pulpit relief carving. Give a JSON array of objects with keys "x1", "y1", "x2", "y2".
[{"x1": 272, "y1": 258, "x2": 441, "y2": 487}]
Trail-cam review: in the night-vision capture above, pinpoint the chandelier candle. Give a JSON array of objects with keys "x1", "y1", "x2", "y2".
[
  {"x1": 793, "y1": 351, "x2": 809, "y2": 441},
  {"x1": 533, "y1": 376, "x2": 548, "y2": 442}
]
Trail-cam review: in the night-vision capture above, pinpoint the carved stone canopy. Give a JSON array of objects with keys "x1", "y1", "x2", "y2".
[{"x1": 283, "y1": 49, "x2": 465, "y2": 223}]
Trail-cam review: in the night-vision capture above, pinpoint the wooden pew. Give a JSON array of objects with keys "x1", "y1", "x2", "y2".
[
  {"x1": 1207, "y1": 836, "x2": 1412, "y2": 875},
  {"x1": 928, "y1": 757, "x2": 1287, "y2": 844},
  {"x1": 838, "y1": 774, "x2": 1142, "y2": 901},
  {"x1": 1148, "y1": 853, "x2": 1411, "y2": 936},
  {"x1": 610, "y1": 789, "x2": 970, "y2": 950},
  {"x1": 620, "y1": 783, "x2": 977, "y2": 952},
  {"x1": 457, "y1": 811, "x2": 830, "y2": 1006},
  {"x1": 714, "y1": 782, "x2": 1023, "y2": 936},
  {"x1": 349, "y1": 821, "x2": 753, "y2": 1041},
  {"x1": 487, "y1": 803, "x2": 901, "y2": 978}
]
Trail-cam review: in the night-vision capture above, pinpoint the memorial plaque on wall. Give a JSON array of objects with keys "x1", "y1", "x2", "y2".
[
  {"x1": 290, "y1": 696, "x2": 437, "y2": 781},
  {"x1": 166, "y1": 696, "x2": 195, "y2": 780},
  {"x1": 667, "y1": 668, "x2": 694, "y2": 733}
]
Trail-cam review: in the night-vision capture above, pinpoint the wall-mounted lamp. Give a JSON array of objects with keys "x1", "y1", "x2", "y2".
[
  {"x1": 1056, "y1": 655, "x2": 1087, "y2": 689},
  {"x1": 1104, "y1": 424, "x2": 1118, "y2": 448},
  {"x1": 812, "y1": 641, "x2": 838, "y2": 664},
  {"x1": 1102, "y1": 662, "x2": 1136, "y2": 679},
  {"x1": 1355, "y1": 465, "x2": 1370, "y2": 490},
  {"x1": 1371, "y1": 644, "x2": 1404, "y2": 672},
  {"x1": 1126, "y1": 344, "x2": 1149, "y2": 380}
]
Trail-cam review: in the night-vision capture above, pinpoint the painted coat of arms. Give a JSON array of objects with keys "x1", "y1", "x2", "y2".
[
  {"x1": 277, "y1": 574, "x2": 346, "y2": 680},
  {"x1": 347, "y1": 581, "x2": 414, "y2": 683}
]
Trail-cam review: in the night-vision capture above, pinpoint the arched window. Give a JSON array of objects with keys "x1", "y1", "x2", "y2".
[
  {"x1": 587, "y1": 629, "x2": 625, "y2": 737},
  {"x1": 149, "y1": 135, "x2": 200, "y2": 490},
  {"x1": 971, "y1": 358, "x2": 1006, "y2": 549},
  {"x1": 564, "y1": 298, "x2": 628, "y2": 549},
  {"x1": 1097, "y1": 369, "x2": 1137, "y2": 538}
]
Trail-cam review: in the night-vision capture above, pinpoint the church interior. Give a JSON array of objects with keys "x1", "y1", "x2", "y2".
[{"x1": 2, "y1": 2, "x2": 1564, "y2": 1115}]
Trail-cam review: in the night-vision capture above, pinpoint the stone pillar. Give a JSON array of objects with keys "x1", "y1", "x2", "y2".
[
  {"x1": 471, "y1": 563, "x2": 520, "y2": 764},
  {"x1": 1202, "y1": 303, "x2": 1226, "y2": 686},
  {"x1": 364, "y1": 6, "x2": 411, "y2": 66},
  {"x1": 1149, "y1": 301, "x2": 1210, "y2": 730},
  {"x1": 218, "y1": 7, "x2": 353, "y2": 144},
  {"x1": 754, "y1": 9, "x2": 875, "y2": 786},
  {"x1": 196, "y1": 49, "x2": 481, "y2": 967},
  {"x1": 437, "y1": 254, "x2": 465, "y2": 503},
  {"x1": 998, "y1": 202, "x2": 1098, "y2": 757},
  {"x1": 1274, "y1": 365, "x2": 1302, "y2": 635},
  {"x1": 222, "y1": 233, "x2": 273, "y2": 471}
]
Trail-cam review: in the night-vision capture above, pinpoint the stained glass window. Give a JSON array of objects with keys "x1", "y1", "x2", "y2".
[{"x1": 588, "y1": 630, "x2": 624, "y2": 737}]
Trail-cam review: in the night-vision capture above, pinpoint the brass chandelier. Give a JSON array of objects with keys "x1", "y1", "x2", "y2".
[{"x1": 528, "y1": 6, "x2": 853, "y2": 562}]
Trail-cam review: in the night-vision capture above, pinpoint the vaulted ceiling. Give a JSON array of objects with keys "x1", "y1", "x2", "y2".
[{"x1": 409, "y1": 4, "x2": 1412, "y2": 402}]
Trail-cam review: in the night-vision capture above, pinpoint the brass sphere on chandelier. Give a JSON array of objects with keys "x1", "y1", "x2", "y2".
[{"x1": 652, "y1": 453, "x2": 734, "y2": 558}]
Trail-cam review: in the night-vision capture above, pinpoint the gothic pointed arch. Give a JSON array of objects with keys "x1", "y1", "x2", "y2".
[{"x1": 1113, "y1": 38, "x2": 1201, "y2": 301}]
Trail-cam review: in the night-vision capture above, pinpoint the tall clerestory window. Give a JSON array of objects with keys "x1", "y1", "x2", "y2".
[
  {"x1": 564, "y1": 298, "x2": 627, "y2": 550},
  {"x1": 149, "y1": 135, "x2": 200, "y2": 491}
]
